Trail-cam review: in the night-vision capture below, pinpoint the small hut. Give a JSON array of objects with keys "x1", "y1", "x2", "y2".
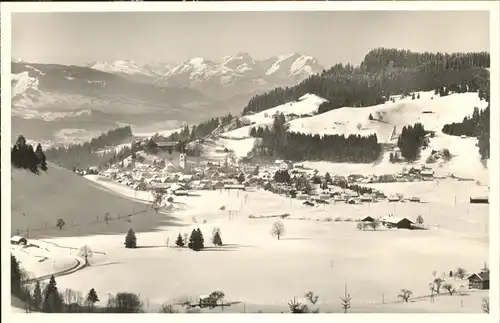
[{"x1": 470, "y1": 196, "x2": 489, "y2": 204}]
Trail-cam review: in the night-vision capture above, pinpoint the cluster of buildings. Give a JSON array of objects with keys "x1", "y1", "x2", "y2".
[
  {"x1": 99, "y1": 151, "x2": 248, "y2": 195},
  {"x1": 94, "y1": 144, "x2": 442, "y2": 206}
]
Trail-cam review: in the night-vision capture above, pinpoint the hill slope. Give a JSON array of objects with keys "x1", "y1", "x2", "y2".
[
  {"x1": 203, "y1": 90, "x2": 488, "y2": 183},
  {"x1": 287, "y1": 91, "x2": 488, "y2": 142},
  {"x1": 11, "y1": 163, "x2": 182, "y2": 239}
]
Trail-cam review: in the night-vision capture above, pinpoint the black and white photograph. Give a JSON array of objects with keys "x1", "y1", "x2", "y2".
[{"x1": 2, "y1": 1, "x2": 498, "y2": 318}]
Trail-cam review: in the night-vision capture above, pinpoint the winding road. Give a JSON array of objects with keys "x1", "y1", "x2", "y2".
[{"x1": 23, "y1": 255, "x2": 87, "y2": 284}]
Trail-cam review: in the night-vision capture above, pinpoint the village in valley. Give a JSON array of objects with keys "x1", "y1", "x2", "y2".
[{"x1": 10, "y1": 90, "x2": 492, "y2": 314}]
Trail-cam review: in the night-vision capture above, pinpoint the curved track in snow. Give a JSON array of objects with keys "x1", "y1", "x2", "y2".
[{"x1": 23, "y1": 256, "x2": 87, "y2": 284}]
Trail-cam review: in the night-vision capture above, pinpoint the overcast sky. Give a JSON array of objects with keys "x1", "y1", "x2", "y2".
[{"x1": 12, "y1": 11, "x2": 490, "y2": 67}]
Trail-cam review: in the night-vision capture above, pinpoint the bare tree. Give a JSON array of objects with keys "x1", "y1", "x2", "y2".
[
  {"x1": 271, "y1": 220, "x2": 285, "y2": 240},
  {"x1": 340, "y1": 284, "x2": 352, "y2": 313},
  {"x1": 356, "y1": 222, "x2": 366, "y2": 231},
  {"x1": 209, "y1": 290, "x2": 225, "y2": 310},
  {"x1": 304, "y1": 291, "x2": 320, "y2": 313},
  {"x1": 152, "y1": 191, "x2": 164, "y2": 213},
  {"x1": 75, "y1": 291, "x2": 84, "y2": 309},
  {"x1": 368, "y1": 221, "x2": 380, "y2": 231},
  {"x1": 104, "y1": 212, "x2": 111, "y2": 225},
  {"x1": 442, "y1": 283, "x2": 455, "y2": 296},
  {"x1": 416, "y1": 215, "x2": 424, "y2": 225},
  {"x1": 428, "y1": 283, "x2": 435, "y2": 303},
  {"x1": 56, "y1": 218, "x2": 66, "y2": 230},
  {"x1": 455, "y1": 267, "x2": 467, "y2": 280},
  {"x1": 159, "y1": 303, "x2": 179, "y2": 313},
  {"x1": 398, "y1": 289, "x2": 413, "y2": 303},
  {"x1": 78, "y1": 245, "x2": 93, "y2": 266},
  {"x1": 481, "y1": 297, "x2": 489, "y2": 313},
  {"x1": 304, "y1": 291, "x2": 319, "y2": 305},
  {"x1": 433, "y1": 278, "x2": 444, "y2": 294}
]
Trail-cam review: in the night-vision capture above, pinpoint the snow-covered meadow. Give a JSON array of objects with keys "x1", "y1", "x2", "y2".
[{"x1": 21, "y1": 176, "x2": 488, "y2": 313}]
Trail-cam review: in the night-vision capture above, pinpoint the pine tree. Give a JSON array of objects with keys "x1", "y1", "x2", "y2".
[
  {"x1": 368, "y1": 113, "x2": 374, "y2": 120},
  {"x1": 175, "y1": 233, "x2": 185, "y2": 247},
  {"x1": 124, "y1": 229, "x2": 137, "y2": 248},
  {"x1": 11, "y1": 255, "x2": 22, "y2": 297},
  {"x1": 32, "y1": 280, "x2": 43, "y2": 311},
  {"x1": 212, "y1": 231, "x2": 223, "y2": 247},
  {"x1": 43, "y1": 275, "x2": 63, "y2": 313},
  {"x1": 86, "y1": 288, "x2": 99, "y2": 309},
  {"x1": 188, "y1": 228, "x2": 205, "y2": 251},
  {"x1": 237, "y1": 172, "x2": 246, "y2": 183},
  {"x1": 188, "y1": 229, "x2": 197, "y2": 250},
  {"x1": 196, "y1": 228, "x2": 205, "y2": 250},
  {"x1": 324, "y1": 172, "x2": 332, "y2": 184},
  {"x1": 35, "y1": 143, "x2": 48, "y2": 171}
]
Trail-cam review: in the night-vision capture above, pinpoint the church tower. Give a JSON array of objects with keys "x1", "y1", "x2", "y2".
[{"x1": 179, "y1": 153, "x2": 187, "y2": 170}]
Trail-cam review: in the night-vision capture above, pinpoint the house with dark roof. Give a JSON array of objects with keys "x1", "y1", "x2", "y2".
[
  {"x1": 470, "y1": 196, "x2": 489, "y2": 204},
  {"x1": 11, "y1": 236, "x2": 28, "y2": 245},
  {"x1": 380, "y1": 216, "x2": 414, "y2": 229},
  {"x1": 468, "y1": 271, "x2": 489, "y2": 290},
  {"x1": 156, "y1": 141, "x2": 178, "y2": 153}
]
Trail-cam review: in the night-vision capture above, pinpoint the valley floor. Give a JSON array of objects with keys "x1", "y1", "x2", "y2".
[{"x1": 13, "y1": 178, "x2": 489, "y2": 313}]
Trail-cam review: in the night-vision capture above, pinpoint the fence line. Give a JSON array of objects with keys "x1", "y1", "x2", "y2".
[{"x1": 14, "y1": 206, "x2": 150, "y2": 239}]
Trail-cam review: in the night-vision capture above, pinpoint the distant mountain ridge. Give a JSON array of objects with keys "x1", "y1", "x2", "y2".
[
  {"x1": 87, "y1": 52, "x2": 325, "y2": 99},
  {"x1": 11, "y1": 61, "x2": 212, "y2": 119}
]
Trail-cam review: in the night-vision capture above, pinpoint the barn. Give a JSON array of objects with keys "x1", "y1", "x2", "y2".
[
  {"x1": 381, "y1": 216, "x2": 414, "y2": 229},
  {"x1": 467, "y1": 271, "x2": 490, "y2": 290},
  {"x1": 156, "y1": 141, "x2": 178, "y2": 153}
]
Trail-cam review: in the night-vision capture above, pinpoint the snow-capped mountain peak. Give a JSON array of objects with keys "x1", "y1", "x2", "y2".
[
  {"x1": 88, "y1": 60, "x2": 154, "y2": 76},
  {"x1": 86, "y1": 53, "x2": 324, "y2": 97}
]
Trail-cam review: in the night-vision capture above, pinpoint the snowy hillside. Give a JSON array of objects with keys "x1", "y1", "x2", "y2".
[
  {"x1": 206, "y1": 90, "x2": 489, "y2": 182},
  {"x1": 223, "y1": 93, "x2": 327, "y2": 139},
  {"x1": 287, "y1": 91, "x2": 488, "y2": 143}
]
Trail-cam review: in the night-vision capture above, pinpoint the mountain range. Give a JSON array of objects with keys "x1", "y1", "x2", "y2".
[
  {"x1": 87, "y1": 52, "x2": 324, "y2": 99},
  {"x1": 11, "y1": 53, "x2": 323, "y2": 144}
]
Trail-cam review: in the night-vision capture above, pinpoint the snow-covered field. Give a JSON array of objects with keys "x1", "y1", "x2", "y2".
[
  {"x1": 28, "y1": 177, "x2": 488, "y2": 313},
  {"x1": 222, "y1": 93, "x2": 327, "y2": 140},
  {"x1": 11, "y1": 241, "x2": 79, "y2": 280},
  {"x1": 287, "y1": 91, "x2": 487, "y2": 141}
]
